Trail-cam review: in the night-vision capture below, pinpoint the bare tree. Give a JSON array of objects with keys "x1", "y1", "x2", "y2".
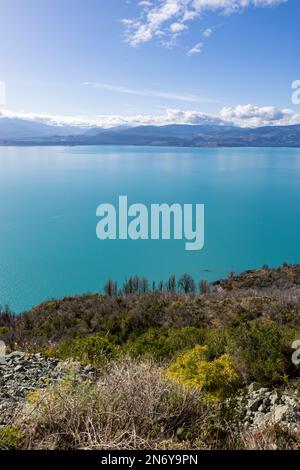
[
  {"x1": 166, "y1": 275, "x2": 176, "y2": 292},
  {"x1": 104, "y1": 279, "x2": 118, "y2": 297},
  {"x1": 158, "y1": 280, "x2": 164, "y2": 292},
  {"x1": 178, "y1": 273, "x2": 196, "y2": 294},
  {"x1": 199, "y1": 280, "x2": 209, "y2": 294},
  {"x1": 140, "y1": 277, "x2": 149, "y2": 293}
]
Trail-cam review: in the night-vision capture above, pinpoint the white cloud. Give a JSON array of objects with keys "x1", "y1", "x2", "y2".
[
  {"x1": 187, "y1": 42, "x2": 203, "y2": 56},
  {"x1": 203, "y1": 27, "x2": 213, "y2": 38},
  {"x1": 122, "y1": 0, "x2": 287, "y2": 47},
  {"x1": 170, "y1": 21, "x2": 187, "y2": 32},
  {"x1": 219, "y1": 104, "x2": 299, "y2": 127},
  {"x1": 82, "y1": 81, "x2": 214, "y2": 103},
  {"x1": 138, "y1": 1, "x2": 153, "y2": 6},
  {"x1": 1, "y1": 103, "x2": 300, "y2": 129}
]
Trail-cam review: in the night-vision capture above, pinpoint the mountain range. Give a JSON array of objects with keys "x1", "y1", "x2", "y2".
[{"x1": 1, "y1": 117, "x2": 300, "y2": 147}]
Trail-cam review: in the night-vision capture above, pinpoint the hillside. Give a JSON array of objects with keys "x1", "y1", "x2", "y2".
[
  {"x1": 1, "y1": 264, "x2": 300, "y2": 351},
  {"x1": 1, "y1": 264, "x2": 300, "y2": 450},
  {"x1": 1, "y1": 119, "x2": 300, "y2": 147}
]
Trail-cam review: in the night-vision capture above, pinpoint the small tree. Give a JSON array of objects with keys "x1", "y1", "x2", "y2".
[
  {"x1": 104, "y1": 279, "x2": 118, "y2": 297},
  {"x1": 123, "y1": 277, "x2": 133, "y2": 295},
  {"x1": 123, "y1": 276, "x2": 141, "y2": 295},
  {"x1": 140, "y1": 277, "x2": 149, "y2": 293},
  {"x1": 166, "y1": 275, "x2": 176, "y2": 292},
  {"x1": 158, "y1": 280, "x2": 164, "y2": 292},
  {"x1": 178, "y1": 273, "x2": 196, "y2": 294},
  {"x1": 199, "y1": 280, "x2": 209, "y2": 294}
]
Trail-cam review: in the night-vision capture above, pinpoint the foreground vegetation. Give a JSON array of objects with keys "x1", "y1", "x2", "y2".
[
  {"x1": 1, "y1": 359, "x2": 238, "y2": 450},
  {"x1": 1, "y1": 264, "x2": 300, "y2": 449},
  {"x1": 1, "y1": 357, "x2": 300, "y2": 450}
]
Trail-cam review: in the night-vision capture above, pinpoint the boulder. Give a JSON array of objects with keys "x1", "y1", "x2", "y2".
[{"x1": 273, "y1": 404, "x2": 289, "y2": 423}]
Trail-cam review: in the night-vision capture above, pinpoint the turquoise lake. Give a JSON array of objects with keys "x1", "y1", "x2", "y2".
[{"x1": 0, "y1": 145, "x2": 300, "y2": 313}]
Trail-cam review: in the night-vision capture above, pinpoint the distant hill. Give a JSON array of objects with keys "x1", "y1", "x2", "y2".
[
  {"x1": 0, "y1": 117, "x2": 85, "y2": 140},
  {"x1": 1, "y1": 117, "x2": 300, "y2": 147}
]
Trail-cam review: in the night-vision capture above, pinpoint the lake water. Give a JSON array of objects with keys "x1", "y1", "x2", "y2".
[{"x1": 1, "y1": 145, "x2": 300, "y2": 313}]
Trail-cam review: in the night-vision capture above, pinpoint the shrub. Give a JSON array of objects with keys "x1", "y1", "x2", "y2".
[
  {"x1": 48, "y1": 334, "x2": 118, "y2": 367},
  {"x1": 0, "y1": 426, "x2": 22, "y2": 450},
  {"x1": 0, "y1": 326, "x2": 8, "y2": 336},
  {"x1": 203, "y1": 328, "x2": 235, "y2": 360},
  {"x1": 167, "y1": 345, "x2": 241, "y2": 401},
  {"x1": 125, "y1": 327, "x2": 205, "y2": 362},
  {"x1": 235, "y1": 320, "x2": 285, "y2": 384}
]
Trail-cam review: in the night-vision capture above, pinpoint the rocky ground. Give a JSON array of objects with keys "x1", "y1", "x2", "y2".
[
  {"x1": 240, "y1": 382, "x2": 300, "y2": 430},
  {"x1": 0, "y1": 352, "x2": 95, "y2": 427}
]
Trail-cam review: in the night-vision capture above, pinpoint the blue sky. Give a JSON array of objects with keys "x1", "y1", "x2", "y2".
[{"x1": 0, "y1": 0, "x2": 300, "y2": 127}]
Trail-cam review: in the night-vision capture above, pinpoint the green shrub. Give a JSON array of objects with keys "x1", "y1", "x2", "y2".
[
  {"x1": 48, "y1": 334, "x2": 118, "y2": 367},
  {"x1": 167, "y1": 345, "x2": 241, "y2": 401},
  {"x1": 235, "y1": 320, "x2": 285, "y2": 384},
  {"x1": 0, "y1": 326, "x2": 8, "y2": 336},
  {"x1": 124, "y1": 327, "x2": 205, "y2": 362},
  {"x1": 0, "y1": 426, "x2": 22, "y2": 450},
  {"x1": 203, "y1": 328, "x2": 235, "y2": 360}
]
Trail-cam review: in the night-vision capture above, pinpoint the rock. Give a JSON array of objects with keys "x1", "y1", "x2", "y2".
[
  {"x1": 258, "y1": 404, "x2": 265, "y2": 412},
  {"x1": 242, "y1": 383, "x2": 300, "y2": 431},
  {"x1": 269, "y1": 391, "x2": 280, "y2": 405},
  {"x1": 273, "y1": 404, "x2": 289, "y2": 423},
  {"x1": 248, "y1": 382, "x2": 261, "y2": 393},
  {"x1": 256, "y1": 388, "x2": 269, "y2": 395},
  {"x1": 248, "y1": 397, "x2": 263, "y2": 412},
  {"x1": 7, "y1": 351, "x2": 25, "y2": 359},
  {"x1": 253, "y1": 411, "x2": 272, "y2": 428},
  {"x1": 282, "y1": 395, "x2": 298, "y2": 408}
]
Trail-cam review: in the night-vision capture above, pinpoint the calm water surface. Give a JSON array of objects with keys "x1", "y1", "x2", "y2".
[{"x1": 0, "y1": 145, "x2": 300, "y2": 312}]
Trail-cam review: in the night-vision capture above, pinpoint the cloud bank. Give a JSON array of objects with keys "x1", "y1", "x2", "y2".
[
  {"x1": 123, "y1": 0, "x2": 287, "y2": 47},
  {"x1": 1, "y1": 104, "x2": 300, "y2": 129}
]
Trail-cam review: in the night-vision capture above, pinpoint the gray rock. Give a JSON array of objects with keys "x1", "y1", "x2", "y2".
[
  {"x1": 242, "y1": 384, "x2": 300, "y2": 431},
  {"x1": 248, "y1": 382, "x2": 261, "y2": 393},
  {"x1": 253, "y1": 411, "x2": 272, "y2": 428},
  {"x1": 273, "y1": 404, "x2": 289, "y2": 423},
  {"x1": 7, "y1": 351, "x2": 25, "y2": 359},
  {"x1": 269, "y1": 391, "x2": 280, "y2": 405},
  {"x1": 248, "y1": 397, "x2": 263, "y2": 412}
]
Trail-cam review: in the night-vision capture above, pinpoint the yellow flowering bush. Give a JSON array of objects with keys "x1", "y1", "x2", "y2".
[{"x1": 167, "y1": 345, "x2": 241, "y2": 401}]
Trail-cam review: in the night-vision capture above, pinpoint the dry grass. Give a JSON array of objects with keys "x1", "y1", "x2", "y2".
[
  {"x1": 241, "y1": 424, "x2": 300, "y2": 450},
  {"x1": 15, "y1": 358, "x2": 228, "y2": 450},
  {"x1": 5, "y1": 357, "x2": 300, "y2": 450}
]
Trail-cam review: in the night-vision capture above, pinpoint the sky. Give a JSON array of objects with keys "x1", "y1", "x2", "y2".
[{"x1": 0, "y1": 0, "x2": 300, "y2": 128}]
